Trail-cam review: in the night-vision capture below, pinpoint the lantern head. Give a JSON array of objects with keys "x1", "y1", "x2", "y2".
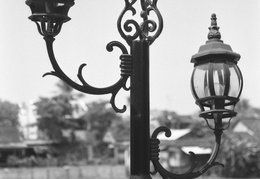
[
  {"x1": 26, "y1": 0, "x2": 75, "y2": 36},
  {"x1": 191, "y1": 14, "x2": 243, "y2": 122}
]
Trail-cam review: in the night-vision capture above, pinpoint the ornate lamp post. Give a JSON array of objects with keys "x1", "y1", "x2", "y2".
[{"x1": 26, "y1": 1, "x2": 243, "y2": 179}]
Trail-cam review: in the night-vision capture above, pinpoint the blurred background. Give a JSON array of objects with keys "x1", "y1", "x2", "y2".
[{"x1": 0, "y1": 0, "x2": 259, "y2": 178}]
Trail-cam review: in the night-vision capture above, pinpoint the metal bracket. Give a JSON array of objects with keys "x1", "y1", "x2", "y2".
[
  {"x1": 150, "y1": 126, "x2": 224, "y2": 179},
  {"x1": 43, "y1": 36, "x2": 131, "y2": 113}
]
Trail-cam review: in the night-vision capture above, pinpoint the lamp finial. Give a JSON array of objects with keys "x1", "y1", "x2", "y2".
[{"x1": 208, "y1": 13, "x2": 221, "y2": 40}]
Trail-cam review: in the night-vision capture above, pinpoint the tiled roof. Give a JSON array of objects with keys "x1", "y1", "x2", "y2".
[
  {"x1": 0, "y1": 126, "x2": 21, "y2": 143},
  {"x1": 161, "y1": 136, "x2": 215, "y2": 148},
  {"x1": 233, "y1": 118, "x2": 260, "y2": 140}
]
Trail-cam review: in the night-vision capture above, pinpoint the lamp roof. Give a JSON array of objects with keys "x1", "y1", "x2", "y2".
[
  {"x1": 191, "y1": 14, "x2": 240, "y2": 64},
  {"x1": 26, "y1": 0, "x2": 75, "y2": 23}
]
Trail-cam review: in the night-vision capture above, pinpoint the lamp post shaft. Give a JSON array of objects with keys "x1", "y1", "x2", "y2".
[{"x1": 130, "y1": 40, "x2": 152, "y2": 179}]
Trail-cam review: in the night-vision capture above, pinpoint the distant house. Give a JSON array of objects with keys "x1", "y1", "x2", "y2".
[
  {"x1": 103, "y1": 127, "x2": 130, "y2": 164},
  {"x1": 157, "y1": 128, "x2": 213, "y2": 172},
  {"x1": 150, "y1": 110, "x2": 198, "y2": 129},
  {"x1": 231, "y1": 117, "x2": 260, "y2": 146},
  {"x1": 232, "y1": 118, "x2": 260, "y2": 139},
  {"x1": 103, "y1": 125, "x2": 213, "y2": 175},
  {"x1": 0, "y1": 126, "x2": 33, "y2": 166}
]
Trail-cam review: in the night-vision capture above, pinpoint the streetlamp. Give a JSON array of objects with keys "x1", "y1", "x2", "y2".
[{"x1": 26, "y1": 1, "x2": 243, "y2": 179}]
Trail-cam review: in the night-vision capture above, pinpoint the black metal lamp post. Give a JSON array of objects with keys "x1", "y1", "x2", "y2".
[{"x1": 26, "y1": 1, "x2": 243, "y2": 179}]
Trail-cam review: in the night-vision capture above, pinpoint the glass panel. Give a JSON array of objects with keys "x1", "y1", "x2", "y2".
[
  {"x1": 228, "y1": 64, "x2": 243, "y2": 97},
  {"x1": 212, "y1": 63, "x2": 226, "y2": 96},
  {"x1": 192, "y1": 64, "x2": 208, "y2": 99},
  {"x1": 192, "y1": 62, "x2": 243, "y2": 99}
]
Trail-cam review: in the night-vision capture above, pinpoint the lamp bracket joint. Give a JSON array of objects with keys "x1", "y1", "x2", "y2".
[{"x1": 150, "y1": 126, "x2": 224, "y2": 179}]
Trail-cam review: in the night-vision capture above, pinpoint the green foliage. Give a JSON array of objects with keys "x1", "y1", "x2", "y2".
[
  {"x1": 155, "y1": 110, "x2": 194, "y2": 129},
  {"x1": 34, "y1": 95, "x2": 74, "y2": 141},
  {"x1": 111, "y1": 119, "x2": 130, "y2": 141},
  {"x1": 189, "y1": 121, "x2": 213, "y2": 138},
  {"x1": 34, "y1": 80, "x2": 125, "y2": 162},
  {"x1": 212, "y1": 99, "x2": 260, "y2": 178},
  {"x1": 79, "y1": 101, "x2": 123, "y2": 157},
  {"x1": 218, "y1": 134, "x2": 260, "y2": 178},
  {"x1": 0, "y1": 100, "x2": 19, "y2": 127},
  {"x1": 235, "y1": 99, "x2": 260, "y2": 119},
  {"x1": 34, "y1": 81, "x2": 85, "y2": 141}
]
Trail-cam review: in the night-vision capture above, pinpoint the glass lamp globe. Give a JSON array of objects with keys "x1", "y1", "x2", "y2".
[{"x1": 191, "y1": 14, "x2": 243, "y2": 120}]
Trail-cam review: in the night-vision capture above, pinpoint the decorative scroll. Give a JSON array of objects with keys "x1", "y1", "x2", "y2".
[
  {"x1": 30, "y1": 0, "x2": 164, "y2": 113},
  {"x1": 150, "y1": 126, "x2": 224, "y2": 179},
  {"x1": 117, "y1": 0, "x2": 163, "y2": 46},
  {"x1": 43, "y1": 36, "x2": 131, "y2": 113}
]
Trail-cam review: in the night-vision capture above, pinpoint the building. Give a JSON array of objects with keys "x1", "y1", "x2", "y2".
[{"x1": 0, "y1": 126, "x2": 33, "y2": 166}]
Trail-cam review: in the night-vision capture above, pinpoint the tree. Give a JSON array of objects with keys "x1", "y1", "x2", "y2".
[
  {"x1": 54, "y1": 80, "x2": 84, "y2": 100},
  {"x1": 0, "y1": 100, "x2": 19, "y2": 127},
  {"x1": 34, "y1": 80, "x2": 85, "y2": 141},
  {"x1": 34, "y1": 95, "x2": 74, "y2": 141},
  {"x1": 212, "y1": 99, "x2": 260, "y2": 178},
  {"x1": 79, "y1": 100, "x2": 123, "y2": 158},
  {"x1": 34, "y1": 81, "x2": 89, "y2": 165},
  {"x1": 55, "y1": 80, "x2": 73, "y2": 96},
  {"x1": 235, "y1": 98, "x2": 260, "y2": 119},
  {"x1": 218, "y1": 133, "x2": 260, "y2": 178},
  {"x1": 155, "y1": 110, "x2": 194, "y2": 129},
  {"x1": 35, "y1": 80, "x2": 124, "y2": 163}
]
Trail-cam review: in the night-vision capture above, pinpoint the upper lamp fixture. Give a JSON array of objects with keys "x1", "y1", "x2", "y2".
[
  {"x1": 26, "y1": 0, "x2": 243, "y2": 178},
  {"x1": 191, "y1": 13, "x2": 243, "y2": 130},
  {"x1": 26, "y1": 0, "x2": 75, "y2": 36}
]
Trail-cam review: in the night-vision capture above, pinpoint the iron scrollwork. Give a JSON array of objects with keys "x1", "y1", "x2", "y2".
[
  {"x1": 43, "y1": 36, "x2": 131, "y2": 113},
  {"x1": 150, "y1": 125, "x2": 224, "y2": 179},
  {"x1": 30, "y1": 0, "x2": 163, "y2": 113},
  {"x1": 31, "y1": 0, "x2": 164, "y2": 113},
  {"x1": 117, "y1": 0, "x2": 163, "y2": 46},
  {"x1": 29, "y1": 4, "x2": 132, "y2": 113}
]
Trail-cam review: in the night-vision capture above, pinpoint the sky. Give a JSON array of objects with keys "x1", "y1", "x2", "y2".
[{"x1": 0, "y1": 0, "x2": 260, "y2": 115}]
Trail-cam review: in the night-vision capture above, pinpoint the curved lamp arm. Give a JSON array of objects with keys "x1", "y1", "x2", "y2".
[
  {"x1": 27, "y1": 0, "x2": 163, "y2": 114},
  {"x1": 150, "y1": 124, "x2": 224, "y2": 179},
  {"x1": 43, "y1": 36, "x2": 131, "y2": 113}
]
